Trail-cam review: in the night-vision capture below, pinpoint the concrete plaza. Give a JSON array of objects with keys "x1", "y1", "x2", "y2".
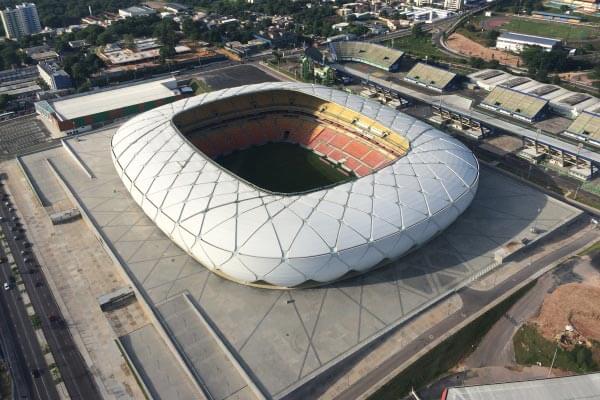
[{"x1": 20, "y1": 127, "x2": 580, "y2": 399}]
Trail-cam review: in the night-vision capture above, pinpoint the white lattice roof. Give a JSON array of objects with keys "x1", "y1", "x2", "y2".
[{"x1": 111, "y1": 82, "x2": 479, "y2": 287}]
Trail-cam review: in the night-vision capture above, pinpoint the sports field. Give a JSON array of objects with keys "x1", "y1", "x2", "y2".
[
  {"x1": 216, "y1": 142, "x2": 351, "y2": 193},
  {"x1": 500, "y1": 17, "x2": 598, "y2": 41}
]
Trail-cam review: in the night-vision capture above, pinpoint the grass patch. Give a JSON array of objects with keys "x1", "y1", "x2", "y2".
[
  {"x1": 384, "y1": 34, "x2": 450, "y2": 61},
  {"x1": 216, "y1": 142, "x2": 352, "y2": 193},
  {"x1": 48, "y1": 363, "x2": 62, "y2": 383},
  {"x1": 514, "y1": 323, "x2": 600, "y2": 373},
  {"x1": 369, "y1": 280, "x2": 536, "y2": 400},
  {"x1": 578, "y1": 241, "x2": 600, "y2": 256},
  {"x1": 190, "y1": 78, "x2": 212, "y2": 95},
  {"x1": 501, "y1": 18, "x2": 598, "y2": 41},
  {"x1": 30, "y1": 314, "x2": 41, "y2": 329}
]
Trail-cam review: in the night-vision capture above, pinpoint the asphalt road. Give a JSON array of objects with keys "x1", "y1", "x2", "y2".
[
  {"x1": 330, "y1": 219, "x2": 596, "y2": 400},
  {"x1": 0, "y1": 182, "x2": 101, "y2": 400},
  {"x1": 464, "y1": 265, "x2": 556, "y2": 368},
  {"x1": 0, "y1": 203, "x2": 58, "y2": 399}
]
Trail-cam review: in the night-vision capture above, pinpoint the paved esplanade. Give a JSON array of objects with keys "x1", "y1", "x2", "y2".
[{"x1": 20, "y1": 127, "x2": 579, "y2": 399}]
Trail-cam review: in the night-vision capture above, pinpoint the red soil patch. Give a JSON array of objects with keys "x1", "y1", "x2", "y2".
[
  {"x1": 482, "y1": 16, "x2": 510, "y2": 30},
  {"x1": 447, "y1": 33, "x2": 521, "y2": 68},
  {"x1": 533, "y1": 283, "x2": 600, "y2": 342}
]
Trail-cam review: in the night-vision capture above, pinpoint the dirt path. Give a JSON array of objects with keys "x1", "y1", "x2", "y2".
[{"x1": 446, "y1": 33, "x2": 521, "y2": 67}]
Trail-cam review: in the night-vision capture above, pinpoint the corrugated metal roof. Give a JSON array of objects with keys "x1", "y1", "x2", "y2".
[
  {"x1": 405, "y1": 63, "x2": 457, "y2": 90},
  {"x1": 445, "y1": 373, "x2": 600, "y2": 400},
  {"x1": 482, "y1": 86, "x2": 548, "y2": 119},
  {"x1": 567, "y1": 111, "x2": 600, "y2": 139},
  {"x1": 498, "y1": 32, "x2": 561, "y2": 47}
]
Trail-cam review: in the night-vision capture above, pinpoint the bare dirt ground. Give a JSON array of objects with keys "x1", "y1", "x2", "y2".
[
  {"x1": 482, "y1": 16, "x2": 511, "y2": 30},
  {"x1": 559, "y1": 70, "x2": 596, "y2": 86},
  {"x1": 447, "y1": 33, "x2": 521, "y2": 67},
  {"x1": 533, "y1": 280, "x2": 600, "y2": 342}
]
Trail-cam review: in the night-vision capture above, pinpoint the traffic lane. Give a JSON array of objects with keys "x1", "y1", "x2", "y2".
[
  {"x1": 0, "y1": 246, "x2": 58, "y2": 400},
  {"x1": 0, "y1": 189, "x2": 100, "y2": 400},
  {"x1": 18, "y1": 260, "x2": 99, "y2": 400},
  {"x1": 0, "y1": 258, "x2": 33, "y2": 400},
  {"x1": 333, "y1": 226, "x2": 596, "y2": 400},
  {"x1": 464, "y1": 274, "x2": 555, "y2": 368}
]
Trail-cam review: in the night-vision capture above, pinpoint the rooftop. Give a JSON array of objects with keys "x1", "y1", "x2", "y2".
[
  {"x1": 566, "y1": 111, "x2": 600, "y2": 139},
  {"x1": 38, "y1": 61, "x2": 70, "y2": 78},
  {"x1": 47, "y1": 78, "x2": 178, "y2": 121},
  {"x1": 444, "y1": 373, "x2": 600, "y2": 400},
  {"x1": 532, "y1": 10, "x2": 582, "y2": 19},
  {"x1": 405, "y1": 63, "x2": 457, "y2": 90},
  {"x1": 482, "y1": 86, "x2": 548, "y2": 119},
  {"x1": 330, "y1": 41, "x2": 404, "y2": 70},
  {"x1": 498, "y1": 32, "x2": 562, "y2": 47}
]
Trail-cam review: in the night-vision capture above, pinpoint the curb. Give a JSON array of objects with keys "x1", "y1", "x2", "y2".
[{"x1": 358, "y1": 235, "x2": 599, "y2": 400}]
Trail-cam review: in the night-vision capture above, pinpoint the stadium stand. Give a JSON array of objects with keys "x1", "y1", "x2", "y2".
[
  {"x1": 328, "y1": 41, "x2": 404, "y2": 72},
  {"x1": 469, "y1": 69, "x2": 600, "y2": 118},
  {"x1": 564, "y1": 111, "x2": 600, "y2": 146},
  {"x1": 480, "y1": 86, "x2": 548, "y2": 123},
  {"x1": 404, "y1": 63, "x2": 458, "y2": 92},
  {"x1": 177, "y1": 89, "x2": 406, "y2": 177}
]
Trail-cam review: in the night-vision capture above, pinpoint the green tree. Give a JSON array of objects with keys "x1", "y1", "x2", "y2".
[
  {"x1": 154, "y1": 19, "x2": 179, "y2": 48},
  {"x1": 97, "y1": 31, "x2": 115, "y2": 46},
  {"x1": 1, "y1": 44, "x2": 20, "y2": 68},
  {"x1": 123, "y1": 34, "x2": 136, "y2": 50},
  {"x1": 159, "y1": 45, "x2": 176, "y2": 63}
]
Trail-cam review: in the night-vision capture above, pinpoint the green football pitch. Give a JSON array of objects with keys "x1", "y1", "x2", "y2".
[{"x1": 216, "y1": 142, "x2": 351, "y2": 193}]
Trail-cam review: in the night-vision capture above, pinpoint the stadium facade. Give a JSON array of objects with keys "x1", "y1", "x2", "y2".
[{"x1": 111, "y1": 82, "x2": 479, "y2": 288}]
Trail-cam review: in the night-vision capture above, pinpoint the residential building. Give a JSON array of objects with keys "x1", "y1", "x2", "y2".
[
  {"x1": 24, "y1": 44, "x2": 58, "y2": 62},
  {"x1": 0, "y1": 3, "x2": 42, "y2": 39},
  {"x1": 37, "y1": 61, "x2": 72, "y2": 90},
  {"x1": 444, "y1": 0, "x2": 463, "y2": 10}
]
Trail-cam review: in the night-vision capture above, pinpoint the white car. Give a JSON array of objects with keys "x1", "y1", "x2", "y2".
[{"x1": 3, "y1": 282, "x2": 10, "y2": 291}]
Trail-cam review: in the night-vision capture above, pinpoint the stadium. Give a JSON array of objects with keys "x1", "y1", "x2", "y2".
[{"x1": 111, "y1": 82, "x2": 479, "y2": 288}]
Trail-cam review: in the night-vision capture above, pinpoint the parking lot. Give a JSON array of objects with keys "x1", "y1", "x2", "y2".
[{"x1": 0, "y1": 115, "x2": 52, "y2": 158}]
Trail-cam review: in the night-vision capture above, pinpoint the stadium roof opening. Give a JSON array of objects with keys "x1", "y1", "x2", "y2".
[{"x1": 173, "y1": 88, "x2": 409, "y2": 192}]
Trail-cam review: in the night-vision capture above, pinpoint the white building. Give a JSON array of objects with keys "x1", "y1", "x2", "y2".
[
  {"x1": 118, "y1": 6, "x2": 156, "y2": 18},
  {"x1": 496, "y1": 32, "x2": 561, "y2": 53},
  {"x1": 0, "y1": 2, "x2": 42, "y2": 39},
  {"x1": 444, "y1": 0, "x2": 463, "y2": 10}
]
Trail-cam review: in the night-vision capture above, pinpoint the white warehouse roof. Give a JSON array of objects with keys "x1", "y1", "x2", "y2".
[
  {"x1": 111, "y1": 82, "x2": 479, "y2": 288},
  {"x1": 49, "y1": 78, "x2": 178, "y2": 121}
]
